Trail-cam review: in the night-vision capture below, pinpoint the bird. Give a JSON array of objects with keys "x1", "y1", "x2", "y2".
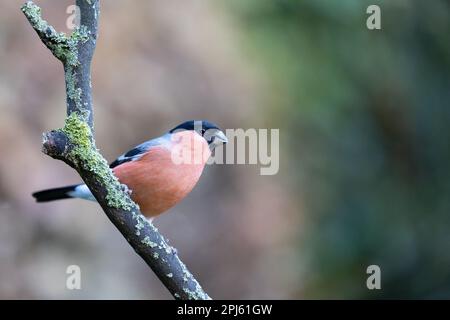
[{"x1": 32, "y1": 120, "x2": 228, "y2": 219}]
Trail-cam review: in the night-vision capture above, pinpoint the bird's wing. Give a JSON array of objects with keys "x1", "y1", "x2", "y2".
[{"x1": 109, "y1": 134, "x2": 170, "y2": 169}]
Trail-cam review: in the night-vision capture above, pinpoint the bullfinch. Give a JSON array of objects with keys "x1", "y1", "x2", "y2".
[{"x1": 32, "y1": 120, "x2": 228, "y2": 218}]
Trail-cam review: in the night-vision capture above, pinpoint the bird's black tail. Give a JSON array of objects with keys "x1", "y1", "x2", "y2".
[{"x1": 32, "y1": 185, "x2": 79, "y2": 202}]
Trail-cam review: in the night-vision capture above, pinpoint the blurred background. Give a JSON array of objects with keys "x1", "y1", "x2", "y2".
[{"x1": 0, "y1": 0, "x2": 449, "y2": 299}]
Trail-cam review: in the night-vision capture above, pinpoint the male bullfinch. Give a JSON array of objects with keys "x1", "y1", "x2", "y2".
[{"x1": 32, "y1": 120, "x2": 228, "y2": 219}]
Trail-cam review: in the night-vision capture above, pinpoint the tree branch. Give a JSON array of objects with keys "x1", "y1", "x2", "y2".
[{"x1": 22, "y1": 0, "x2": 210, "y2": 300}]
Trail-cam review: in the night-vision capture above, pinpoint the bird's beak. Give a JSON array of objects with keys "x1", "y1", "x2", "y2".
[{"x1": 214, "y1": 130, "x2": 228, "y2": 145}]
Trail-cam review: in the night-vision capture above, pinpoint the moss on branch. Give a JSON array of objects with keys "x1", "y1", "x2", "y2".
[
  {"x1": 21, "y1": 1, "x2": 89, "y2": 66},
  {"x1": 59, "y1": 113, "x2": 135, "y2": 211}
]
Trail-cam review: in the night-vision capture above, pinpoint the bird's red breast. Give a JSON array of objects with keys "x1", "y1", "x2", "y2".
[{"x1": 113, "y1": 131, "x2": 211, "y2": 218}]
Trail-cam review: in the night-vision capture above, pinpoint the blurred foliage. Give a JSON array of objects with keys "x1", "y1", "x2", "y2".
[{"x1": 226, "y1": 0, "x2": 450, "y2": 298}]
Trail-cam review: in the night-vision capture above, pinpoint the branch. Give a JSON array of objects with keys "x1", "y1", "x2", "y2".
[{"x1": 22, "y1": 1, "x2": 210, "y2": 300}]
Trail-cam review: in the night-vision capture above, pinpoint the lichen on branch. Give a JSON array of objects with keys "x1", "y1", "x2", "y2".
[
  {"x1": 59, "y1": 113, "x2": 135, "y2": 211},
  {"x1": 21, "y1": 1, "x2": 89, "y2": 66}
]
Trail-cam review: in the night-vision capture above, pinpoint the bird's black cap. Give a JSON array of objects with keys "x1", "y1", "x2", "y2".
[{"x1": 169, "y1": 120, "x2": 221, "y2": 134}]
